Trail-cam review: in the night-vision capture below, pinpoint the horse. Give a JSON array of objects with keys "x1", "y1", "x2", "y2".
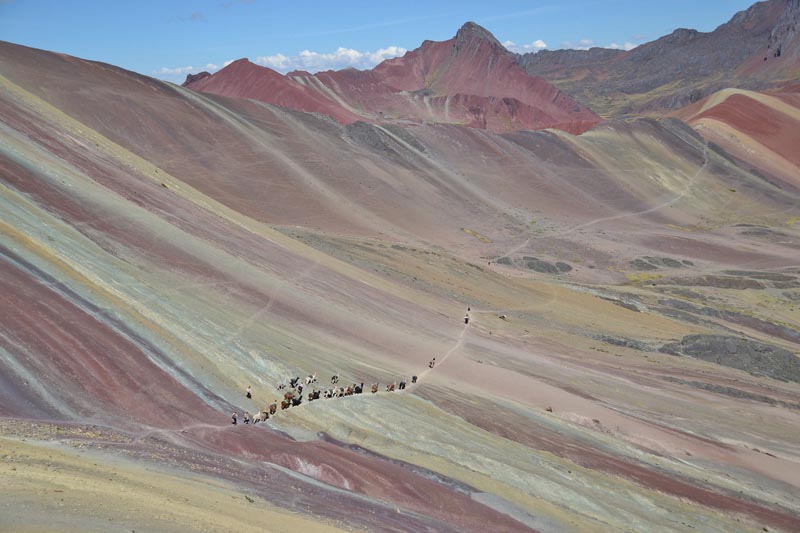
[
  {"x1": 371, "y1": 384, "x2": 379, "y2": 394},
  {"x1": 354, "y1": 383, "x2": 363, "y2": 394},
  {"x1": 291, "y1": 396, "x2": 303, "y2": 407},
  {"x1": 281, "y1": 399, "x2": 290, "y2": 410}
]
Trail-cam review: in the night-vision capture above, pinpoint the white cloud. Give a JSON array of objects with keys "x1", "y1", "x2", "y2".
[
  {"x1": 502, "y1": 39, "x2": 547, "y2": 54},
  {"x1": 609, "y1": 41, "x2": 637, "y2": 51},
  {"x1": 563, "y1": 38, "x2": 639, "y2": 51},
  {"x1": 562, "y1": 39, "x2": 595, "y2": 50},
  {"x1": 153, "y1": 63, "x2": 219, "y2": 82},
  {"x1": 153, "y1": 44, "x2": 406, "y2": 83},
  {"x1": 254, "y1": 46, "x2": 407, "y2": 74}
]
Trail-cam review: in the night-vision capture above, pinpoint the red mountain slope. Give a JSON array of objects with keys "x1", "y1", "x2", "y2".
[
  {"x1": 183, "y1": 23, "x2": 600, "y2": 134},
  {"x1": 676, "y1": 85, "x2": 800, "y2": 189},
  {"x1": 184, "y1": 58, "x2": 362, "y2": 124}
]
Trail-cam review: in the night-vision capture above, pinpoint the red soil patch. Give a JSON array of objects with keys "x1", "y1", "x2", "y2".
[
  {"x1": 0, "y1": 256, "x2": 221, "y2": 428},
  {"x1": 184, "y1": 58, "x2": 361, "y2": 124},
  {"x1": 693, "y1": 93, "x2": 800, "y2": 167},
  {"x1": 184, "y1": 425, "x2": 535, "y2": 532},
  {"x1": 427, "y1": 391, "x2": 800, "y2": 532}
]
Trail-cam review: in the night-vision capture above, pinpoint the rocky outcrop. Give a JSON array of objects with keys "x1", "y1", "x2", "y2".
[
  {"x1": 660, "y1": 334, "x2": 800, "y2": 383},
  {"x1": 767, "y1": 0, "x2": 800, "y2": 57},
  {"x1": 183, "y1": 71, "x2": 211, "y2": 85},
  {"x1": 454, "y1": 21, "x2": 506, "y2": 53}
]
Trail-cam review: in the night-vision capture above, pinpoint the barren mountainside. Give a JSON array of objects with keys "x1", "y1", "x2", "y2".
[
  {"x1": 1, "y1": 1, "x2": 800, "y2": 530},
  {"x1": 184, "y1": 22, "x2": 600, "y2": 134},
  {"x1": 519, "y1": 0, "x2": 800, "y2": 116}
]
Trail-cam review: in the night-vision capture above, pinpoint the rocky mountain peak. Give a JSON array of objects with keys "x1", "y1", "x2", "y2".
[{"x1": 454, "y1": 21, "x2": 505, "y2": 52}]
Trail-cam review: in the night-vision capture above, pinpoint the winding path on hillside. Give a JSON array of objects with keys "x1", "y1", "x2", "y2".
[
  {"x1": 407, "y1": 317, "x2": 472, "y2": 389},
  {"x1": 494, "y1": 143, "x2": 710, "y2": 261}
]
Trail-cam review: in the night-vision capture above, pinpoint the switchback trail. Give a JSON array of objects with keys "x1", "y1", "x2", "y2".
[
  {"x1": 407, "y1": 316, "x2": 472, "y2": 390},
  {"x1": 494, "y1": 143, "x2": 710, "y2": 261}
]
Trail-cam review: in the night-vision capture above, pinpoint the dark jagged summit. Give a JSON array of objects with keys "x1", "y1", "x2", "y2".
[
  {"x1": 454, "y1": 21, "x2": 506, "y2": 52},
  {"x1": 183, "y1": 71, "x2": 211, "y2": 86}
]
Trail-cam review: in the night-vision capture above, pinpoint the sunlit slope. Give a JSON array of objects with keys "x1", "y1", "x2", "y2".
[
  {"x1": 2, "y1": 40, "x2": 800, "y2": 532},
  {"x1": 2, "y1": 42, "x2": 796, "y2": 262},
  {"x1": 677, "y1": 86, "x2": 800, "y2": 190}
]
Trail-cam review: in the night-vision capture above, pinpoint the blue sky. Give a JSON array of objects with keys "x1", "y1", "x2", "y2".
[{"x1": 1, "y1": 0, "x2": 757, "y2": 83}]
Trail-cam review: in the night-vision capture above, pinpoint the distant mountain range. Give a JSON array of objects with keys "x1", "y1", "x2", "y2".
[
  {"x1": 185, "y1": 0, "x2": 799, "y2": 127},
  {"x1": 183, "y1": 22, "x2": 601, "y2": 134},
  {"x1": 518, "y1": 0, "x2": 800, "y2": 116}
]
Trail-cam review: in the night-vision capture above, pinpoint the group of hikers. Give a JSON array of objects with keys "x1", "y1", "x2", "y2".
[
  {"x1": 230, "y1": 309, "x2": 471, "y2": 426},
  {"x1": 231, "y1": 370, "x2": 425, "y2": 425}
]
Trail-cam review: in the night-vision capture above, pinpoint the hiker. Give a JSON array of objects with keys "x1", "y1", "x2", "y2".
[
  {"x1": 297, "y1": 384, "x2": 304, "y2": 395},
  {"x1": 244, "y1": 411, "x2": 251, "y2": 425},
  {"x1": 246, "y1": 385, "x2": 252, "y2": 399},
  {"x1": 429, "y1": 357, "x2": 436, "y2": 369},
  {"x1": 260, "y1": 410, "x2": 268, "y2": 422},
  {"x1": 398, "y1": 380, "x2": 406, "y2": 390},
  {"x1": 231, "y1": 412, "x2": 238, "y2": 425},
  {"x1": 464, "y1": 313, "x2": 469, "y2": 324},
  {"x1": 411, "y1": 375, "x2": 417, "y2": 384},
  {"x1": 277, "y1": 381, "x2": 286, "y2": 391},
  {"x1": 331, "y1": 373, "x2": 339, "y2": 385},
  {"x1": 269, "y1": 401, "x2": 277, "y2": 415},
  {"x1": 354, "y1": 383, "x2": 363, "y2": 394},
  {"x1": 371, "y1": 383, "x2": 379, "y2": 394},
  {"x1": 290, "y1": 377, "x2": 299, "y2": 389}
]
